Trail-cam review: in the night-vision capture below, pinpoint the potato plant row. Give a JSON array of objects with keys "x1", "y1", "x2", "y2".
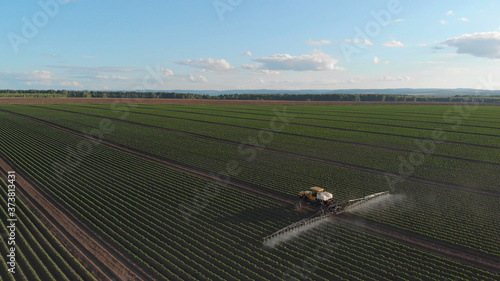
[
  {"x1": 137, "y1": 104, "x2": 500, "y2": 136},
  {"x1": 178, "y1": 104, "x2": 500, "y2": 128},
  {"x1": 21, "y1": 104, "x2": 499, "y2": 191},
  {"x1": 0, "y1": 112, "x2": 498, "y2": 280},
  {"x1": 0, "y1": 179, "x2": 95, "y2": 281},
  {"x1": 0, "y1": 107, "x2": 498, "y2": 259}
]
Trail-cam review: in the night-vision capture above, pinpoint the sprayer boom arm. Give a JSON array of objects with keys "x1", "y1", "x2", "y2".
[
  {"x1": 342, "y1": 191, "x2": 390, "y2": 212},
  {"x1": 263, "y1": 191, "x2": 389, "y2": 242}
]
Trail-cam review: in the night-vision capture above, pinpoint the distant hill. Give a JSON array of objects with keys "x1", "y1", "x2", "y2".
[
  {"x1": 161, "y1": 88, "x2": 500, "y2": 97},
  {"x1": 1, "y1": 89, "x2": 499, "y2": 103}
]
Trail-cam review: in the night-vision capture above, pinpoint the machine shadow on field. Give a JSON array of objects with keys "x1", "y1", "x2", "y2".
[{"x1": 223, "y1": 204, "x2": 312, "y2": 237}]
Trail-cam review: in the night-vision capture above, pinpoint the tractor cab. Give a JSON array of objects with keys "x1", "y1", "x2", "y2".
[{"x1": 298, "y1": 187, "x2": 333, "y2": 204}]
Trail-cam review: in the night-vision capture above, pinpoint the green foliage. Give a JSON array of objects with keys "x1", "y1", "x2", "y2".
[
  {"x1": 1, "y1": 89, "x2": 500, "y2": 102},
  {"x1": 0, "y1": 104, "x2": 498, "y2": 280}
]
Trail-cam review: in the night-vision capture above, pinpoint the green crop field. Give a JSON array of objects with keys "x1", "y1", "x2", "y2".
[{"x1": 0, "y1": 102, "x2": 499, "y2": 280}]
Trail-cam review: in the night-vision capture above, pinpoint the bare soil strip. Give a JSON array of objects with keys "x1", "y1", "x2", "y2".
[
  {"x1": 333, "y1": 214, "x2": 500, "y2": 274},
  {"x1": 11, "y1": 107, "x2": 498, "y2": 197},
  {"x1": 0, "y1": 157, "x2": 155, "y2": 280},
  {"x1": 1, "y1": 109, "x2": 498, "y2": 275}
]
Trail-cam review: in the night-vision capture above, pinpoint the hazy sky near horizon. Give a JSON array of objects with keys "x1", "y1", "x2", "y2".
[{"x1": 1, "y1": 0, "x2": 500, "y2": 91}]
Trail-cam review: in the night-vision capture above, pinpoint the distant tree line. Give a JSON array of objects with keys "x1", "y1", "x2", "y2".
[{"x1": 0, "y1": 89, "x2": 499, "y2": 103}]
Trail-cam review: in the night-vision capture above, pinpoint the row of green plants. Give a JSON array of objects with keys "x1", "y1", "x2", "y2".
[
  {"x1": 140, "y1": 103, "x2": 500, "y2": 129},
  {"x1": 0, "y1": 107, "x2": 498, "y2": 259},
  {"x1": 297, "y1": 222, "x2": 499, "y2": 280},
  {"x1": 31, "y1": 103, "x2": 500, "y2": 164},
  {"x1": 189, "y1": 104, "x2": 500, "y2": 123},
  {"x1": 0, "y1": 105, "x2": 391, "y2": 198},
  {"x1": 51, "y1": 103, "x2": 500, "y2": 164},
  {"x1": 69, "y1": 103, "x2": 500, "y2": 148},
  {"x1": 348, "y1": 182, "x2": 500, "y2": 256},
  {"x1": 22, "y1": 104, "x2": 500, "y2": 191},
  {"x1": 0, "y1": 112, "x2": 498, "y2": 280},
  {"x1": 0, "y1": 113, "x2": 323, "y2": 280},
  {"x1": 137, "y1": 104, "x2": 500, "y2": 135},
  {"x1": 0, "y1": 179, "x2": 96, "y2": 281}
]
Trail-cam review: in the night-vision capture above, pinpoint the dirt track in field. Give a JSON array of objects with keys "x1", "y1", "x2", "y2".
[
  {"x1": 0, "y1": 157, "x2": 155, "y2": 281},
  {"x1": 1, "y1": 97, "x2": 499, "y2": 106},
  {"x1": 17, "y1": 106, "x2": 499, "y2": 198},
  {"x1": 1, "y1": 108, "x2": 499, "y2": 276}
]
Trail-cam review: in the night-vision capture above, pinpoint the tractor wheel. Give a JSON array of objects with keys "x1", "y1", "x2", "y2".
[
  {"x1": 334, "y1": 205, "x2": 344, "y2": 214},
  {"x1": 327, "y1": 205, "x2": 336, "y2": 213},
  {"x1": 294, "y1": 201, "x2": 303, "y2": 210}
]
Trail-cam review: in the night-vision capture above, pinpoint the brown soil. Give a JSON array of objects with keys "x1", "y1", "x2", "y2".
[{"x1": 0, "y1": 97, "x2": 499, "y2": 106}]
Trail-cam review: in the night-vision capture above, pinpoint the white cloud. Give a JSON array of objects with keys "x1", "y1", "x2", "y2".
[
  {"x1": 47, "y1": 65, "x2": 134, "y2": 73},
  {"x1": 187, "y1": 74, "x2": 207, "y2": 83},
  {"x1": 373, "y1": 57, "x2": 389, "y2": 64},
  {"x1": 30, "y1": 70, "x2": 53, "y2": 80},
  {"x1": 242, "y1": 64, "x2": 280, "y2": 75},
  {"x1": 345, "y1": 38, "x2": 373, "y2": 47},
  {"x1": 443, "y1": 31, "x2": 500, "y2": 59},
  {"x1": 60, "y1": 81, "x2": 83, "y2": 88},
  {"x1": 1, "y1": 70, "x2": 54, "y2": 86},
  {"x1": 260, "y1": 69, "x2": 281, "y2": 75},
  {"x1": 308, "y1": 39, "x2": 331, "y2": 46},
  {"x1": 251, "y1": 50, "x2": 342, "y2": 71},
  {"x1": 418, "y1": 43, "x2": 428, "y2": 47},
  {"x1": 260, "y1": 77, "x2": 361, "y2": 88},
  {"x1": 458, "y1": 17, "x2": 470, "y2": 22},
  {"x1": 159, "y1": 68, "x2": 174, "y2": 76},
  {"x1": 440, "y1": 20, "x2": 448, "y2": 24},
  {"x1": 94, "y1": 75, "x2": 132, "y2": 81},
  {"x1": 379, "y1": 76, "x2": 410, "y2": 81},
  {"x1": 383, "y1": 40, "x2": 404, "y2": 47},
  {"x1": 243, "y1": 51, "x2": 253, "y2": 56},
  {"x1": 446, "y1": 10, "x2": 454, "y2": 15},
  {"x1": 390, "y1": 19, "x2": 405, "y2": 23},
  {"x1": 178, "y1": 58, "x2": 234, "y2": 72},
  {"x1": 25, "y1": 81, "x2": 51, "y2": 86}
]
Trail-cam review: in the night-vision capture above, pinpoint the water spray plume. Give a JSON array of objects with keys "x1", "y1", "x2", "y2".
[{"x1": 263, "y1": 190, "x2": 391, "y2": 246}]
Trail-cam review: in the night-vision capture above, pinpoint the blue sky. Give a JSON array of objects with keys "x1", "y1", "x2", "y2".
[{"x1": 1, "y1": 0, "x2": 500, "y2": 90}]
